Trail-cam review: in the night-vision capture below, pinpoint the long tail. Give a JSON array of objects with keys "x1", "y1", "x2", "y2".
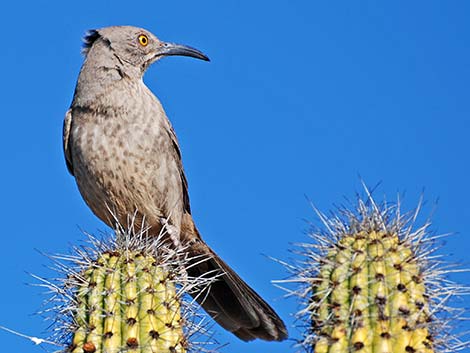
[{"x1": 180, "y1": 214, "x2": 288, "y2": 341}]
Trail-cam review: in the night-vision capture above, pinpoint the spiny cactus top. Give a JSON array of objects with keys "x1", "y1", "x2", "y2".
[
  {"x1": 38, "y1": 227, "x2": 215, "y2": 353},
  {"x1": 287, "y1": 195, "x2": 469, "y2": 353}
]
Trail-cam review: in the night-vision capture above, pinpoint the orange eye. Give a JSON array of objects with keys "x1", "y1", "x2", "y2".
[{"x1": 138, "y1": 34, "x2": 149, "y2": 46}]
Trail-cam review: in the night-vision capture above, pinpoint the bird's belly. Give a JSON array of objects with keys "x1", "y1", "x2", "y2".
[{"x1": 71, "y1": 118, "x2": 184, "y2": 230}]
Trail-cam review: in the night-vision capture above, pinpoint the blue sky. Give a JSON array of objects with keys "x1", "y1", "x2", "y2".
[{"x1": 0, "y1": 1, "x2": 469, "y2": 352}]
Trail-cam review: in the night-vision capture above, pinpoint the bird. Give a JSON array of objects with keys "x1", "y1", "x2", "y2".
[{"x1": 62, "y1": 26, "x2": 287, "y2": 342}]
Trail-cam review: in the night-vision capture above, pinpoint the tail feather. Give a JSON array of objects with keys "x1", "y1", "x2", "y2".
[{"x1": 181, "y1": 215, "x2": 288, "y2": 342}]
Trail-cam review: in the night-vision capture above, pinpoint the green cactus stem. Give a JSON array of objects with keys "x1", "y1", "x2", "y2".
[
  {"x1": 311, "y1": 230, "x2": 434, "y2": 353},
  {"x1": 68, "y1": 250, "x2": 185, "y2": 353}
]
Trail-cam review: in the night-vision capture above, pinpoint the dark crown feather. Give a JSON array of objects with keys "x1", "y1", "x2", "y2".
[{"x1": 81, "y1": 29, "x2": 100, "y2": 55}]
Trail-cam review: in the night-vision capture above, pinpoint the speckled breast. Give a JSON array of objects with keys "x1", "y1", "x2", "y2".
[{"x1": 69, "y1": 98, "x2": 184, "y2": 232}]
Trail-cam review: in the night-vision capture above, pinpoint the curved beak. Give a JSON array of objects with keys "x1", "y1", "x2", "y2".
[{"x1": 155, "y1": 42, "x2": 210, "y2": 61}]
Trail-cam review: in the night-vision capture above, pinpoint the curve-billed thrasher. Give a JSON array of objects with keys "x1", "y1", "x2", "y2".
[{"x1": 63, "y1": 26, "x2": 287, "y2": 342}]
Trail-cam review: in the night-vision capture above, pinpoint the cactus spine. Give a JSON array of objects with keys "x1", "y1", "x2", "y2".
[{"x1": 289, "y1": 194, "x2": 468, "y2": 353}]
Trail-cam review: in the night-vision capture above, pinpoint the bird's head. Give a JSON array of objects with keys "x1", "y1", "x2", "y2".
[{"x1": 82, "y1": 26, "x2": 209, "y2": 77}]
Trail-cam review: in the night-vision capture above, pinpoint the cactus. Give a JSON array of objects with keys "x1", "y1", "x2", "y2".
[
  {"x1": 310, "y1": 229, "x2": 434, "y2": 353},
  {"x1": 68, "y1": 250, "x2": 185, "y2": 353},
  {"x1": 37, "y1": 225, "x2": 215, "y2": 353},
  {"x1": 286, "y1": 192, "x2": 469, "y2": 353}
]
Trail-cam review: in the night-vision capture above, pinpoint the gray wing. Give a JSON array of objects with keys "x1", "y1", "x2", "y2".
[
  {"x1": 62, "y1": 109, "x2": 74, "y2": 175},
  {"x1": 166, "y1": 125, "x2": 191, "y2": 214}
]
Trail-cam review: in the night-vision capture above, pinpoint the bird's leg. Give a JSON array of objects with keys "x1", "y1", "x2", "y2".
[
  {"x1": 159, "y1": 217, "x2": 182, "y2": 249},
  {"x1": 159, "y1": 217, "x2": 189, "y2": 283}
]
